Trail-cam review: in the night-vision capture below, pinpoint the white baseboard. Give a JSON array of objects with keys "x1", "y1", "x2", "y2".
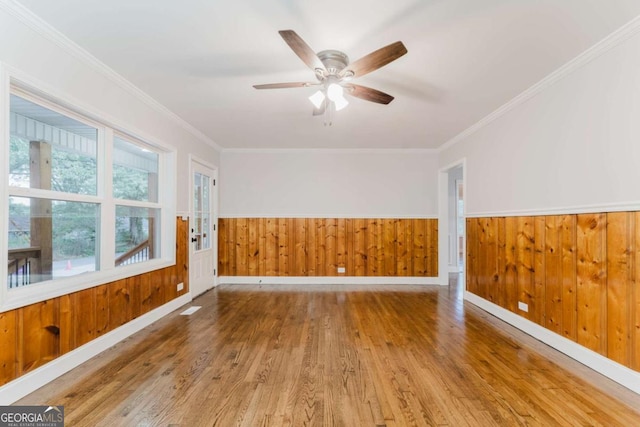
[
  {"x1": 464, "y1": 292, "x2": 640, "y2": 396},
  {"x1": 219, "y1": 276, "x2": 442, "y2": 286},
  {"x1": 0, "y1": 293, "x2": 192, "y2": 405},
  {"x1": 448, "y1": 265, "x2": 462, "y2": 273}
]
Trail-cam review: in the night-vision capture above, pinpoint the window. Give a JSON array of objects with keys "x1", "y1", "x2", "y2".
[
  {"x1": 113, "y1": 136, "x2": 161, "y2": 267},
  {"x1": 3, "y1": 85, "x2": 175, "y2": 307},
  {"x1": 7, "y1": 93, "x2": 101, "y2": 286}
]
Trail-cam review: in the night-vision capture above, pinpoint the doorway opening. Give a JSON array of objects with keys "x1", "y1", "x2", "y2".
[{"x1": 438, "y1": 160, "x2": 465, "y2": 288}]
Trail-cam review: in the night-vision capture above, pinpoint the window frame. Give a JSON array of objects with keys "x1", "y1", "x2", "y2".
[{"x1": 1, "y1": 70, "x2": 177, "y2": 313}]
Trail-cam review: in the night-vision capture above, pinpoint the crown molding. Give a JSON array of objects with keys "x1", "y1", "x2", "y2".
[
  {"x1": 221, "y1": 147, "x2": 438, "y2": 154},
  {"x1": 0, "y1": 0, "x2": 222, "y2": 152},
  {"x1": 437, "y1": 14, "x2": 640, "y2": 154}
]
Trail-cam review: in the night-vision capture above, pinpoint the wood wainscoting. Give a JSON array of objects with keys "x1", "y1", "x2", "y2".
[
  {"x1": 466, "y1": 212, "x2": 640, "y2": 373},
  {"x1": 0, "y1": 217, "x2": 189, "y2": 387},
  {"x1": 218, "y1": 218, "x2": 438, "y2": 277}
]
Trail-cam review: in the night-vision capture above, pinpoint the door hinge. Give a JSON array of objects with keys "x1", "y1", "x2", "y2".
[
  {"x1": 213, "y1": 224, "x2": 216, "y2": 231},
  {"x1": 214, "y1": 268, "x2": 217, "y2": 276},
  {"x1": 213, "y1": 179, "x2": 216, "y2": 186}
]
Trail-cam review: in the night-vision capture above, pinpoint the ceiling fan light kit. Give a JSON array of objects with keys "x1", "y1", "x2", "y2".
[{"x1": 254, "y1": 30, "x2": 407, "y2": 125}]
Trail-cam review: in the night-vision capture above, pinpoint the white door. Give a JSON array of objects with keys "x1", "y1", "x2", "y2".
[{"x1": 190, "y1": 160, "x2": 217, "y2": 297}]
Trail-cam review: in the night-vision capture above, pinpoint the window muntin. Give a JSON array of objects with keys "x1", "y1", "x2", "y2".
[
  {"x1": 9, "y1": 94, "x2": 98, "y2": 195},
  {"x1": 115, "y1": 206, "x2": 160, "y2": 266},
  {"x1": 8, "y1": 196, "x2": 99, "y2": 288}
]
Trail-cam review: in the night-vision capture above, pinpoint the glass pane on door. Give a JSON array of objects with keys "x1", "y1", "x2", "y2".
[{"x1": 193, "y1": 171, "x2": 211, "y2": 252}]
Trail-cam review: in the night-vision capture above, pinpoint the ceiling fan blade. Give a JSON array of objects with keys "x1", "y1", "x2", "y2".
[
  {"x1": 346, "y1": 84, "x2": 395, "y2": 104},
  {"x1": 279, "y1": 30, "x2": 326, "y2": 73},
  {"x1": 253, "y1": 82, "x2": 318, "y2": 89},
  {"x1": 341, "y1": 41, "x2": 407, "y2": 79},
  {"x1": 313, "y1": 98, "x2": 327, "y2": 116}
]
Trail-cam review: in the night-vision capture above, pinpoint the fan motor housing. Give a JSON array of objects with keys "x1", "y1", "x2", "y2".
[{"x1": 317, "y1": 50, "x2": 349, "y2": 74}]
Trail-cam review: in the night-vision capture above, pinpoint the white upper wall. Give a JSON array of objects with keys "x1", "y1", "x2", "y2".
[
  {"x1": 220, "y1": 150, "x2": 438, "y2": 218},
  {"x1": 439, "y1": 21, "x2": 640, "y2": 216},
  {"x1": 0, "y1": 4, "x2": 220, "y2": 213}
]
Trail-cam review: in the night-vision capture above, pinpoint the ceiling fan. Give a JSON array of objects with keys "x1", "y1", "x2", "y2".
[{"x1": 254, "y1": 30, "x2": 408, "y2": 119}]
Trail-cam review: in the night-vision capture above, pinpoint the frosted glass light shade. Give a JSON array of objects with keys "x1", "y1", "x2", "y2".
[
  {"x1": 333, "y1": 96, "x2": 349, "y2": 111},
  {"x1": 309, "y1": 90, "x2": 325, "y2": 108},
  {"x1": 327, "y1": 83, "x2": 344, "y2": 101}
]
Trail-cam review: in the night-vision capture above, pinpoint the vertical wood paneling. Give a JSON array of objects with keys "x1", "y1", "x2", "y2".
[
  {"x1": 218, "y1": 218, "x2": 438, "y2": 278},
  {"x1": 336, "y1": 218, "x2": 346, "y2": 273},
  {"x1": 412, "y1": 219, "x2": 426, "y2": 277},
  {"x1": 533, "y1": 217, "x2": 546, "y2": 326},
  {"x1": 346, "y1": 219, "x2": 355, "y2": 275},
  {"x1": 128, "y1": 275, "x2": 142, "y2": 320},
  {"x1": 0, "y1": 311, "x2": 17, "y2": 385},
  {"x1": 544, "y1": 216, "x2": 563, "y2": 335},
  {"x1": 466, "y1": 219, "x2": 477, "y2": 294},
  {"x1": 487, "y1": 218, "x2": 500, "y2": 304},
  {"x1": 606, "y1": 212, "x2": 632, "y2": 365},
  {"x1": 634, "y1": 212, "x2": 640, "y2": 372},
  {"x1": 218, "y1": 218, "x2": 228, "y2": 276},
  {"x1": 247, "y1": 217, "x2": 259, "y2": 276},
  {"x1": 278, "y1": 218, "x2": 289, "y2": 276},
  {"x1": 375, "y1": 219, "x2": 385, "y2": 276},
  {"x1": 306, "y1": 218, "x2": 316, "y2": 276},
  {"x1": 315, "y1": 219, "x2": 326, "y2": 276},
  {"x1": 476, "y1": 218, "x2": 488, "y2": 300},
  {"x1": 496, "y1": 217, "x2": 506, "y2": 308},
  {"x1": 395, "y1": 219, "x2": 406, "y2": 277},
  {"x1": 429, "y1": 220, "x2": 438, "y2": 276},
  {"x1": 354, "y1": 219, "x2": 367, "y2": 276},
  {"x1": 18, "y1": 299, "x2": 59, "y2": 375},
  {"x1": 265, "y1": 218, "x2": 278, "y2": 276},
  {"x1": 383, "y1": 219, "x2": 396, "y2": 276},
  {"x1": 366, "y1": 219, "x2": 379, "y2": 276},
  {"x1": 236, "y1": 218, "x2": 248, "y2": 276},
  {"x1": 75, "y1": 288, "x2": 96, "y2": 347},
  {"x1": 150, "y1": 269, "x2": 167, "y2": 310},
  {"x1": 293, "y1": 218, "x2": 307, "y2": 276},
  {"x1": 139, "y1": 268, "x2": 153, "y2": 318},
  {"x1": 325, "y1": 218, "x2": 337, "y2": 276},
  {"x1": 576, "y1": 213, "x2": 607, "y2": 355},
  {"x1": 177, "y1": 218, "x2": 189, "y2": 293},
  {"x1": 504, "y1": 216, "x2": 518, "y2": 313},
  {"x1": 58, "y1": 293, "x2": 75, "y2": 355},
  {"x1": 516, "y1": 217, "x2": 535, "y2": 321},
  {"x1": 465, "y1": 211, "x2": 640, "y2": 375},
  {"x1": 288, "y1": 219, "x2": 296, "y2": 277},
  {"x1": 108, "y1": 278, "x2": 131, "y2": 330},
  {"x1": 258, "y1": 218, "x2": 267, "y2": 276},
  {"x1": 561, "y1": 215, "x2": 578, "y2": 341},
  {"x1": 227, "y1": 217, "x2": 237, "y2": 277}
]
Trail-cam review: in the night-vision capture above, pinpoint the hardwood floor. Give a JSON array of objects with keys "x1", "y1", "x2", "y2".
[{"x1": 18, "y1": 275, "x2": 640, "y2": 426}]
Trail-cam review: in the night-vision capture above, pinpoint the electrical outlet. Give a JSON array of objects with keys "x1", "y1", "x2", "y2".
[
  {"x1": 518, "y1": 301, "x2": 528, "y2": 312},
  {"x1": 177, "y1": 282, "x2": 184, "y2": 292},
  {"x1": 337, "y1": 267, "x2": 346, "y2": 274}
]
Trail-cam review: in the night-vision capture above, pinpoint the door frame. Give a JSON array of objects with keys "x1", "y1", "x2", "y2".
[
  {"x1": 189, "y1": 155, "x2": 219, "y2": 296},
  {"x1": 438, "y1": 158, "x2": 466, "y2": 287}
]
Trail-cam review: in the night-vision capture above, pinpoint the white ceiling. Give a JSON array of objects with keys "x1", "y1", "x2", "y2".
[{"x1": 15, "y1": 0, "x2": 640, "y2": 150}]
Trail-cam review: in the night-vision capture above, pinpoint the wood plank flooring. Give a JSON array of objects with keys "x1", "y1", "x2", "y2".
[{"x1": 17, "y1": 276, "x2": 640, "y2": 426}]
